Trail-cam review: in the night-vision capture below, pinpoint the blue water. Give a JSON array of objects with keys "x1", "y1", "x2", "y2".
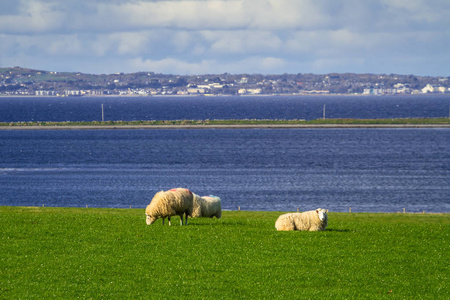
[
  {"x1": 1, "y1": 94, "x2": 449, "y2": 122},
  {"x1": 1, "y1": 127, "x2": 449, "y2": 213}
]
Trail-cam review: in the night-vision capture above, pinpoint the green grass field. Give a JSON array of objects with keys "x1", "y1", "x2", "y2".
[{"x1": 1, "y1": 207, "x2": 448, "y2": 299}]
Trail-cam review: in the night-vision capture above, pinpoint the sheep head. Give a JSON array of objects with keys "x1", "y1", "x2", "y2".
[
  {"x1": 146, "y1": 213, "x2": 157, "y2": 225},
  {"x1": 316, "y1": 208, "x2": 329, "y2": 222}
]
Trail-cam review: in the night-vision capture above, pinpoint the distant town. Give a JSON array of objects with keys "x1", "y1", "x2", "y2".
[{"x1": 1, "y1": 67, "x2": 449, "y2": 97}]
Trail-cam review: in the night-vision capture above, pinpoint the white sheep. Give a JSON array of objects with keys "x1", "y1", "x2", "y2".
[
  {"x1": 192, "y1": 193, "x2": 222, "y2": 218},
  {"x1": 145, "y1": 188, "x2": 194, "y2": 226},
  {"x1": 275, "y1": 208, "x2": 328, "y2": 231}
]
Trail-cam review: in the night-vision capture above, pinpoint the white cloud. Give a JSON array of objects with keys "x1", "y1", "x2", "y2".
[
  {"x1": 129, "y1": 55, "x2": 288, "y2": 75},
  {"x1": 0, "y1": 0, "x2": 64, "y2": 33},
  {"x1": 93, "y1": 0, "x2": 248, "y2": 31},
  {"x1": 85, "y1": 0, "x2": 342, "y2": 31},
  {"x1": 0, "y1": 0, "x2": 332, "y2": 33},
  {"x1": 243, "y1": 0, "x2": 329, "y2": 30},
  {"x1": 311, "y1": 57, "x2": 366, "y2": 74},
  {"x1": 89, "y1": 35, "x2": 115, "y2": 57},
  {"x1": 47, "y1": 35, "x2": 83, "y2": 55},
  {"x1": 382, "y1": 0, "x2": 450, "y2": 24},
  {"x1": 203, "y1": 30, "x2": 283, "y2": 54},
  {"x1": 0, "y1": 0, "x2": 449, "y2": 75},
  {"x1": 112, "y1": 32, "x2": 152, "y2": 56},
  {"x1": 2, "y1": 0, "x2": 449, "y2": 34},
  {"x1": 171, "y1": 31, "x2": 195, "y2": 53},
  {"x1": 129, "y1": 57, "x2": 218, "y2": 74},
  {"x1": 260, "y1": 57, "x2": 286, "y2": 70}
]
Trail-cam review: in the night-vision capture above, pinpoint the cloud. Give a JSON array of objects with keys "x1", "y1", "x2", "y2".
[
  {"x1": 1, "y1": 0, "x2": 449, "y2": 34},
  {"x1": 47, "y1": 35, "x2": 83, "y2": 55},
  {"x1": 129, "y1": 57, "x2": 218, "y2": 74},
  {"x1": 129, "y1": 55, "x2": 287, "y2": 75},
  {"x1": 91, "y1": 0, "x2": 248, "y2": 31},
  {"x1": 0, "y1": 0, "x2": 449, "y2": 76},
  {"x1": 382, "y1": 0, "x2": 450, "y2": 25},
  {"x1": 111, "y1": 32, "x2": 152, "y2": 56},
  {"x1": 0, "y1": 0, "x2": 64, "y2": 33},
  {"x1": 0, "y1": 1, "x2": 362, "y2": 33},
  {"x1": 203, "y1": 30, "x2": 283, "y2": 54},
  {"x1": 85, "y1": 0, "x2": 341, "y2": 31}
]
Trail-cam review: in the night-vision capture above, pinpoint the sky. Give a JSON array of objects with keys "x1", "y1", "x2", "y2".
[{"x1": 0, "y1": 0, "x2": 449, "y2": 76}]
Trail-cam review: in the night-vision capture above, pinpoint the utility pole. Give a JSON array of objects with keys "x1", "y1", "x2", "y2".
[
  {"x1": 323, "y1": 104, "x2": 326, "y2": 120},
  {"x1": 102, "y1": 104, "x2": 104, "y2": 122}
]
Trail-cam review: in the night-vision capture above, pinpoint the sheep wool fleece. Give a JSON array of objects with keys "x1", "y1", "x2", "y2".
[
  {"x1": 192, "y1": 194, "x2": 222, "y2": 218},
  {"x1": 145, "y1": 188, "x2": 194, "y2": 225},
  {"x1": 275, "y1": 208, "x2": 328, "y2": 231}
]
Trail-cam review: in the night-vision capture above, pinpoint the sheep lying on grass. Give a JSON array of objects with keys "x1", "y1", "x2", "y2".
[
  {"x1": 192, "y1": 194, "x2": 222, "y2": 218},
  {"x1": 275, "y1": 208, "x2": 328, "y2": 231},
  {"x1": 145, "y1": 188, "x2": 194, "y2": 226}
]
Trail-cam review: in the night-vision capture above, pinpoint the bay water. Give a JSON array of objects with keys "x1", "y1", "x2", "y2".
[
  {"x1": 1, "y1": 95, "x2": 449, "y2": 213},
  {"x1": 1, "y1": 94, "x2": 450, "y2": 122}
]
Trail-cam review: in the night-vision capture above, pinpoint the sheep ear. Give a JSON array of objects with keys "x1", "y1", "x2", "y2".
[
  {"x1": 316, "y1": 209, "x2": 319, "y2": 213},
  {"x1": 326, "y1": 210, "x2": 329, "y2": 213}
]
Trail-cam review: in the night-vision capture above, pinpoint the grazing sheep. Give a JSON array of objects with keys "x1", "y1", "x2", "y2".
[
  {"x1": 145, "y1": 188, "x2": 194, "y2": 226},
  {"x1": 275, "y1": 208, "x2": 328, "y2": 231},
  {"x1": 192, "y1": 194, "x2": 222, "y2": 218}
]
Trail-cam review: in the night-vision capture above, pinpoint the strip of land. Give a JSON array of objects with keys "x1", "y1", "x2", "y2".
[
  {"x1": 1, "y1": 118, "x2": 450, "y2": 130},
  {"x1": 2, "y1": 124, "x2": 450, "y2": 130}
]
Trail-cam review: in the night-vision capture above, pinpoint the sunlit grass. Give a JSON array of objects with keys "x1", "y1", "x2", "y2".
[{"x1": 1, "y1": 207, "x2": 448, "y2": 299}]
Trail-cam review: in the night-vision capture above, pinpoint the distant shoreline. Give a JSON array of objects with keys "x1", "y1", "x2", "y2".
[
  {"x1": 2, "y1": 123, "x2": 450, "y2": 130},
  {"x1": 2, "y1": 117, "x2": 450, "y2": 130},
  {"x1": 0, "y1": 93, "x2": 439, "y2": 98}
]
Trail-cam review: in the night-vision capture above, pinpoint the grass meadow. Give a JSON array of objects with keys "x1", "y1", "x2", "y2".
[{"x1": 1, "y1": 207, "x2": 448, "y2": 299}]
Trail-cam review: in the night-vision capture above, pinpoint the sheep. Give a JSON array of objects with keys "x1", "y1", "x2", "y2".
[
  {"x1": 275, "y1": 208, "x2": 328, "y2": 231},
  {"x1": 192, "y1": 193, "x2": 222, "y2": 218},
  {"x1": 145, "y1": 188, "x2": 194, "y2": 226}
]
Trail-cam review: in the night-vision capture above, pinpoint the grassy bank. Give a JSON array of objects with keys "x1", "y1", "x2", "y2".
[
  {"x1": 1, "y1": 207, "x2": 448, "y2": 299},
  {"x1": 1, "y1": 117, "x2": 450, "y2": 127}
]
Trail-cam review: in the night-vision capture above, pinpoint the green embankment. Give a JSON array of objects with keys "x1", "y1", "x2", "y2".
[
  {"x1": 1, "y1": 207, "x2": 448, "y2": 299},
  {"x1": 1, "y1": 117, "x2": 450, "y2": 127}
]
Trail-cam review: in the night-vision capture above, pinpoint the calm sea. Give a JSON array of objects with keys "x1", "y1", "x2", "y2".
[
  {"x1": 1, "y1": 94, "x2": 449, "y2": 122},
  {"x1": 1, "y1": 95, "x2": 449, "y2": 213}
]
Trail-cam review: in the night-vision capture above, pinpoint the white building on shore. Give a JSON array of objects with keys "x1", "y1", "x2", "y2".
[{"x1": 421, "y1": 84, "x2": 447, "y2": 93}]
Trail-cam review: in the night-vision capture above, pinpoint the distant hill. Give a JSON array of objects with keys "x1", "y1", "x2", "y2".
[{"x1": 1, "y1": 67, "x2": 449, "y2": 96}]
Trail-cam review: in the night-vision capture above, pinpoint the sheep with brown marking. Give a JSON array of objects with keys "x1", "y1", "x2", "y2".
[
  {"x1": 145, "y1": 188, "x2": 194, "y2": 226},
  {"x1": 192, "y1": 193, "x2": 222, "y2": 218},
  {"x1": 275, "y1": 208, "x2": 328, "y2": 231}
]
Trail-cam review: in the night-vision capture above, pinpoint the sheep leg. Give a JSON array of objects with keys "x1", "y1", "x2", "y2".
[
  {"x1": 162, "y1": 217, "x2": 165, "y2": 225},
  {"x1": 185, "y1": 212, "x2": 189, "y2": 225},
  {"x1": 168, "y1": 216, "x2": 172, "y2": 226},
  {"x1": 179, "y1": 214, "x2": 184, "y2": 226}
]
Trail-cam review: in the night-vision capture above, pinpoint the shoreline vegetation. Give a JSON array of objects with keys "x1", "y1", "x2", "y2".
[
  {"x1": 1, "y1": 207, "x2": 448, "y2": 298},
  {"x1": 1, "y1": 117, "x2": 450, "y2": 129}
]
